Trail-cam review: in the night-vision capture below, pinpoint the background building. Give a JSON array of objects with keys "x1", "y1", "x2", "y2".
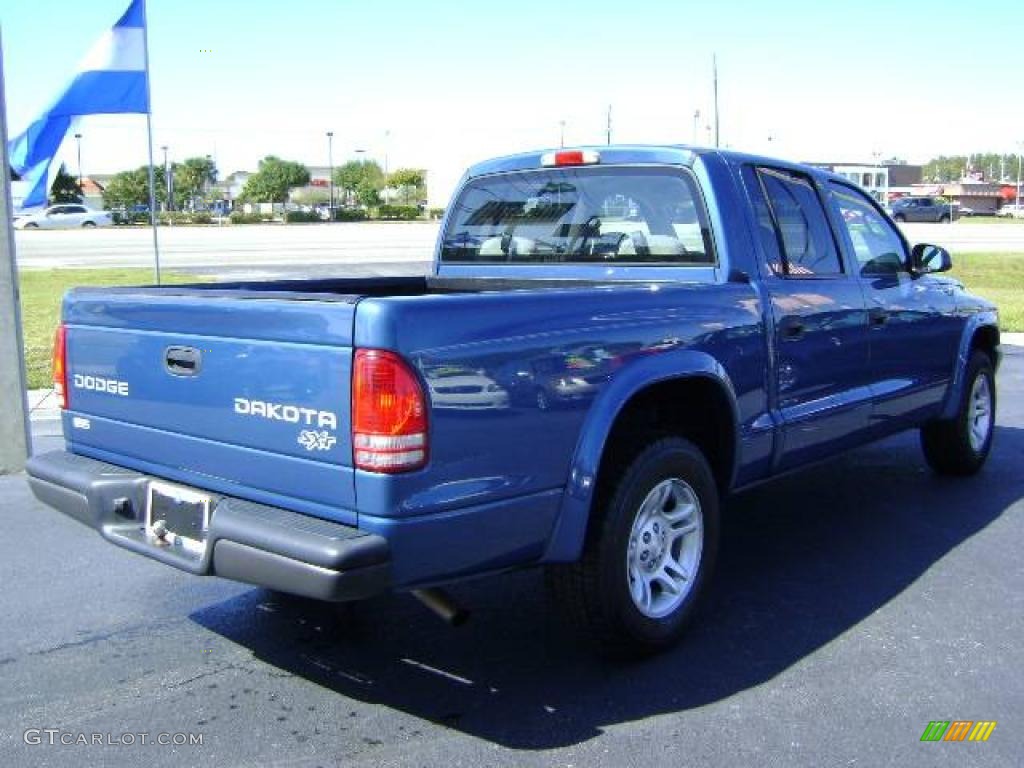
[{"x1": 807, "y1": 161, "x2": 889, "y2": 203}]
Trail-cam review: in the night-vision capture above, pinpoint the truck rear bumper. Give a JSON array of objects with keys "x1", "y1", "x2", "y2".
[{"x1": 26, "y1": 450, "x2": 390, "y2": 602}]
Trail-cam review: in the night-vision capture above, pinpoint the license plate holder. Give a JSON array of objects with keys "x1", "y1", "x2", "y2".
[{"x1": 146, "y1": 480, "x2": 211, "y2": 555}]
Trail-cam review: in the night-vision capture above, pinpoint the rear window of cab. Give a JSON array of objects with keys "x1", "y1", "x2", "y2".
[{"x1": 441, "y1": 166, "x2": 716, "y2": 266}]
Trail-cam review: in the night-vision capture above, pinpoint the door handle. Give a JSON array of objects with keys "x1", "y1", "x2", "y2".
[
  {"x1": 164, "y1": 346, "x2": 202, "y2": 376},
  {"x1": 868, "y1": 307, "x2": 888, "y2": 327},
  {"x1": 779, "y1": 316, "x2": 805, "y2": 341}
]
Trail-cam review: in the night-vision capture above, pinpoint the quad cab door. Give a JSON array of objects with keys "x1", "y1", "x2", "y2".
[
  {"x1": 742, "y1": 166, "x2": 872, "y2": 471},
  {"x1": 825, "y1": 182, "x2": 961, "y2": 431}
]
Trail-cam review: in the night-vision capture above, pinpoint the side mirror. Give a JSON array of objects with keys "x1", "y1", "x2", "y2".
[{"x1": 910, "y1": 243, "x2": 952, "y2": 274}]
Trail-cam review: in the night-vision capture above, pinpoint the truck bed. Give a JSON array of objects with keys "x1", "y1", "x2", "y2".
[
  {"x1": 61, "y1": 274, "x2": 727, "y2": 530},
  {"x1": 69, "y1": 274, "x2": 650, "y2": 302}
]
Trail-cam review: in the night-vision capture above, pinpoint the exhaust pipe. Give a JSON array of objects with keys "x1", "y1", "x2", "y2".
[{"x1": 411, "y1": 588, "x2": 469, "y2": 626}]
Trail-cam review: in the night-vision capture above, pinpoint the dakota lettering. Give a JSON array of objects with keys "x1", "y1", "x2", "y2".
[{"x1": 233, "y1": 397, "x2": 337, "y2": 429}]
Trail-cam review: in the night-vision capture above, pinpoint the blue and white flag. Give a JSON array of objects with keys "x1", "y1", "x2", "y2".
[{"x1": 9, "y1": 0, "x2": 149, "y2": 208}]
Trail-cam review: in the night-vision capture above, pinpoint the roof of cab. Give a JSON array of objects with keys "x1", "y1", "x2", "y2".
[{"x1": 464, "y1": 143, "x2": 844, "y2": 185}]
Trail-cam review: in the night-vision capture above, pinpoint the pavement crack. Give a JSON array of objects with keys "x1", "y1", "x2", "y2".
[{"x1": 165, "y1": 663, "x2": 240, "y2": 690}]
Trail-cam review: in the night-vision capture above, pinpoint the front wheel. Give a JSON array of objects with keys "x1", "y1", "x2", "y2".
[
  {"x1": 893, "y1": 214, "x2": 906, "y2": 223},
  {"x1": 921, "y1": 351, "x2": 996, "y2": 475},
  {"x1": 82, "y1": 221, "x2": 96, "y2": 228},
  {"x1": 546, "y1": 437, "x2": 719, "y2": 654}
]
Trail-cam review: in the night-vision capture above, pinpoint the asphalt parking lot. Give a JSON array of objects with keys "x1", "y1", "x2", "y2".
[{"x1": 1, "y1": 347, "x2": 1021, "y2": 767}]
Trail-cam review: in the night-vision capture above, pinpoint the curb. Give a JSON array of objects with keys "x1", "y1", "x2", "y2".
[
  {"x1": 1002, "y1": 332, "x2": 1024, "y2": 348},
  {"x1": 27, "y1": 389, "x2": 60, "y2": 423}
]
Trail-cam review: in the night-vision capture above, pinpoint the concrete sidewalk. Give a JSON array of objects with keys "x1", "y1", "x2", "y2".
[{"x1": 27, "y1": 387, "x2": 60, "y2": 422}]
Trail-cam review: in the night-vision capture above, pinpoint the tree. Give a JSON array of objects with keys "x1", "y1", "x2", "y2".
[
  {"x1": 102, "y1": 165, "x2": 170, "y2": 209},
  {"x1": 174, "y1": 156, "x2": 218, "y2": 207},
  {"x1": 333, "y1": 160, "x2": 384, "y2": 206},
  {"x1": 50, "y1": 164, "x2": 82, "y2": 203},
  {"x1": 103, "y1": 168, "x2": 148, "y2": 209},
  {"x1": 922, "y1": 153, "x2": 1020, "y2": 183},
  {"x1": 387, "y1": 168, "x2": 426, "y2": 204},
  {"x1": 355, "y1": 180, "x2": 382, "y2": 208},
  {"x1": 239, "y1": 156, "x2": 310, "y2": 204},
  {"x1": 290, "y1": 187, "x2": 331, "y2": 207},
  {"x1": 102, "y1": 164, "x2": 184, "y2": 210}
]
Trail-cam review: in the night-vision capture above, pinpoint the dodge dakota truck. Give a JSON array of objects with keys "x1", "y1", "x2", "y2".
[{"x1": 27, "y1": 146, "x2": 1000, "y2": 653}]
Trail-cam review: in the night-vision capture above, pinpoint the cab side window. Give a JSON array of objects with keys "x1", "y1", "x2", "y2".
[
  {"x1": 756, "y1": 168, "x2": 843, "y2": 277},
  {"x1": 829, "y1": 183, "x2": 906, "y2": 276}
]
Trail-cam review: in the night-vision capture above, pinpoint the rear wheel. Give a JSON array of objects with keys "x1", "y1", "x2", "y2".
[
  {"x1": 82, "y1": 221, "x2": 96, "y2": 228},
  {"x1": 921, "y1": 351, "x2": 995, "y2": 475},
  {"x1": 939, "y1": 214, "x2": 950, "y2": 223},
  {"x1": 546, "y1": 437, "x2": 719, "y2": 655},
  {"x1": 24, "y1": 222, "x2": 38, "y2": 229},
  {"x1": 893, "y1": 214, "x2": 906, "y2": 222}
]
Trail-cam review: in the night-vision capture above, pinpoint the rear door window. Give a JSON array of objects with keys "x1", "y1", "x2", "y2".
[{"x1": 755, "y1": 168, "x2": 843, "y2": 276}]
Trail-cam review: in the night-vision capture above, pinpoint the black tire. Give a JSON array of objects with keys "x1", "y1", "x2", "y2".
[
  {"x1": 24, "y1": 222, "x2": 38, "y2": 229},
  {"x1": 893, "y1": 214, "x2": 906, "y2": 223},
  {"x1": 938, "y1": 214, "x2": 950, "y2": 223},
  {"x1": 921, "y1": 350, "x2": 996, "y2": 475},
  {"x1": 82, "y1": 221, "x2": 96, "y2": 228},
  {"x1": 546, "y1": 437, "x2": 719, "y2": 655}
]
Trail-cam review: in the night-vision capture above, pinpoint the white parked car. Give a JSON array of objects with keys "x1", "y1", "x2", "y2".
[
  {"x1": 13, "y1": 204, "x2": 113, "y2": 229},
  {"x1": 996, "y1": 203, "x2": 1024, "y2": 219},
  {"x1": 426, "y1": 371, "x2": 510, "y2": 411}
]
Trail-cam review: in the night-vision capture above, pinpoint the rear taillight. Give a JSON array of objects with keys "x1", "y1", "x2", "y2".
[
  {"x1": 53, "y1": 324, "x2": 68, "y2": 409},
  {"x1": 352, "y1": 349, "x2": 427, "y2": 473}
]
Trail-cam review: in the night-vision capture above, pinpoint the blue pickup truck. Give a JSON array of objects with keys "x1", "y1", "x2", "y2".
[{"x1": 27, "y1": 146, "x2": 1000, "y2": 653}]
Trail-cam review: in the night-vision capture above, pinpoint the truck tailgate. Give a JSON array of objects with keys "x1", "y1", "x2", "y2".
[{"x1": 61, "y1": 290, "x2": 358, "y2": 524}]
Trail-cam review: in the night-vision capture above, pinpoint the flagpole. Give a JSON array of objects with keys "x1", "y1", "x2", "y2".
[
  {"x1": 139, "y1": 0, "x2": 161, "y2": 284},
  {"x1": 0, "y1": 29, "x2": 33, "y2": 471}
]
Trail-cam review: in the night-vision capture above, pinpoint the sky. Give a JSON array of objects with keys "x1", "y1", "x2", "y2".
[{"x1": 2, "y1": 0, "x2": 1023, "y2": 205}]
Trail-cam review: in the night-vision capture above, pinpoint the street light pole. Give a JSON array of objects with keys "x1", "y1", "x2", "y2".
[
  {"x1": 326, "y1": 131, "x2": 334, "y2": 214},
  {"x1": 712, "y1": 53, "x2": 720, "y2": 148},
  {"x1": 74, "y1": 132, "x2": 83, "y2": 187},
  {"x1": 692, "y1": 110, "x2": 700, "y2": 145},
  {"x1": 559, "y1": 120, "x2": 566, "y2": 148}
]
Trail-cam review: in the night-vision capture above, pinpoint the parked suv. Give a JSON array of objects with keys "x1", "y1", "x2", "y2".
[
  {"x1": 889, "y1": 196, "x2": 957, "y2": 223},
  {"x1": 997, "y1": 203, "x2": 1024, "y2": 219}
]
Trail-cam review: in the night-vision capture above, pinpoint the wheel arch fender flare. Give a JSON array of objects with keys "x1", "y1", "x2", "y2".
[
  {"x1": 543, "y1": 349, "x2": 740, "y2": 562},
  {"x1": 939, "y1": 311, "x2": 1000, "y2": 421}
]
